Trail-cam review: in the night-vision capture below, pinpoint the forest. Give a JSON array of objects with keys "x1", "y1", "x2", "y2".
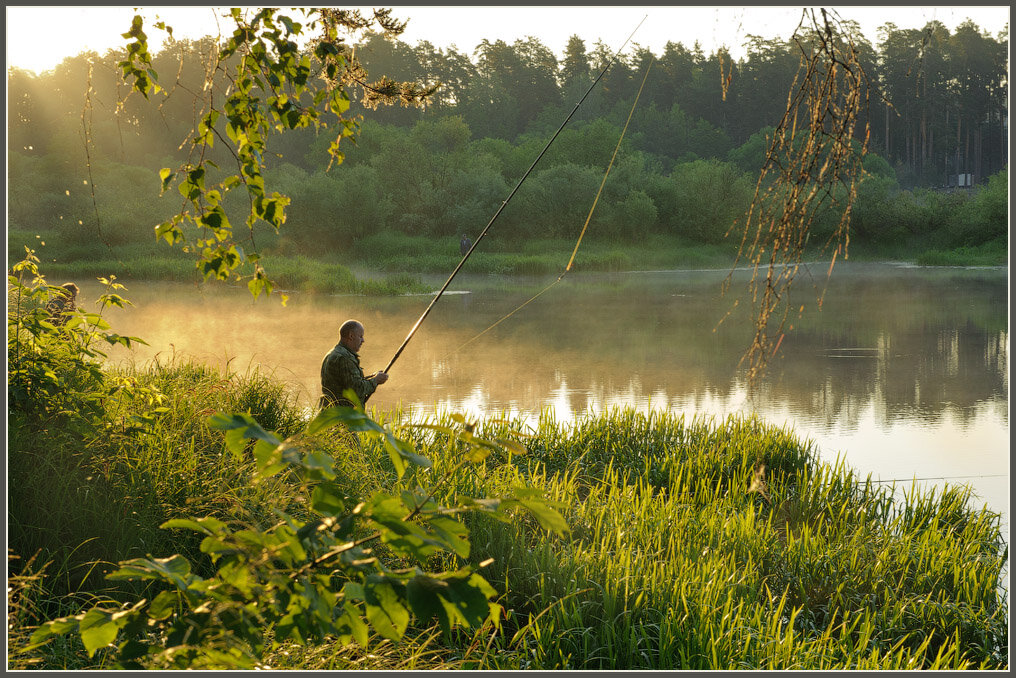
[{"x1": 6, "y1": 13, "x2": 1009, "y2": 274}]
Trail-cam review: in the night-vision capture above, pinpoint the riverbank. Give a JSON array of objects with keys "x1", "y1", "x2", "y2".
[
  {"x1": 8, "y1": 341, "x2": 1009, "y2": 669},
  {"x1": 9, "y1": 229, "x2": 1006, "y2": 297}
]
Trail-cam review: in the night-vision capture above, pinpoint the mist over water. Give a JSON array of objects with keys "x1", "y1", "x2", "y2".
[{"x1": 93, "y1": 262, "x2": 1009, "y2": 527}]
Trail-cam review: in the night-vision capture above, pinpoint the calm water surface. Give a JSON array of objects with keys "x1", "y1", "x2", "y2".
[{"x1": 93, "y1": 262, "x2": 1009, "y2": 531}]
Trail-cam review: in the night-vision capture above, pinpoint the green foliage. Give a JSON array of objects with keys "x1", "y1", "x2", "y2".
[
  {"x1": 7, "y1": 248, "x2": 147, "y2": 429},
  {"x1": 632, "y1": 102, "x2": 733, "y2": 165},
  {"x1": 915, "y1": 242, "x2": 1007, "y2": 266},
  {"x1": 515, "y1": 163, "x2": 604, "y2": 239},
  {"x1": 727, "y1": 126, "x2": 776, "y2": 174},
  {"x1": 949, "y1": 168, "x2": 1008, "y2": 246},
  {"x1": 654, "y1": 158, "x2": 754, "y2": 244},
  {"x1": 26, "y1": 405, "x2": 567, "y2": 669},
  {"x1": 7, "y1": 17, "x2": 1006, "y2": 274},
  {"x1": 117, "y1": 9, "x2": 435, "y2": 300},
  {"x1": 605, "y1": 189, "x2": 658, "y2": 243}
]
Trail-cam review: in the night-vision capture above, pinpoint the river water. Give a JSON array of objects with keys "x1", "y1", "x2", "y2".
[{"x1": 91, "y1": 262, "x2": 1009, "y2": 532}]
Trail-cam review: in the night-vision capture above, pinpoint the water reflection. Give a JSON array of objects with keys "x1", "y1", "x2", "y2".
[{"x1": 94, "y1": 262, "x2": 1008, "y2": 522}]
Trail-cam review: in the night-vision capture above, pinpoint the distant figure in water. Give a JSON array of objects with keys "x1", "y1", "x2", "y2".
[
  {"x1": 45, "y1": 282, "x2": 79, "y2": 327},
  {"x1": 319, "y1": 319, "x2": 389, "y2": 408},
  {"x1": 460, "y1": 234, "x2": 472, "y2": 256}
]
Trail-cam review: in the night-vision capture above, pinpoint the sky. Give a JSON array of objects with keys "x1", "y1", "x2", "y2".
[{"x1": 5, "y1": 5, "x2": 1011, "y2": 76}]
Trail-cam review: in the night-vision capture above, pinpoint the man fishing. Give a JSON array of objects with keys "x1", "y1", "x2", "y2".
[
  {"x1": 45, "y1": 282, "x2": 79, "y2": 327},
  {"x1": 319, "y1": 319, "x2": 389, "y2": 409}
]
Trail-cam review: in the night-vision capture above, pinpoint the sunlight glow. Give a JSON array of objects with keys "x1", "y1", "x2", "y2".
[{"x1": 6, "y1": 6, "x2": 1009, "y2": 76}]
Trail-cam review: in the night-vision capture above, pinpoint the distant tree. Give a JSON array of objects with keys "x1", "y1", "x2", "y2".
[
  {"x1": 352, "y1": 33, "x2": 428, "y2": 126},
  {"x1": 650, "y1": 41, "x2": 699, "y2": 113},
  {"x1": 410, "y1": 115, "x2": 472, "y2": 155},
  {"x1": 667, "y1": 158, "x2": 753, "y2": 244},
  {"x1": 413, "y1": 41, "x2": 476, "y2": 112},
  {"x1": 633, "y1": 102, "x2": 732, "y2": 165},
  {"x1": 463, "y1": 37, "x2": 562, "y2": 140},
  {"x1": 560, "y1": 35, "x2": 593, "y2": 96}
]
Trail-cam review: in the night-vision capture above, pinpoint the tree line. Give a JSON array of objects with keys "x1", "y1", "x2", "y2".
[{"x1": 6, "y1": 14, "x2": 1008, "y2": 262}]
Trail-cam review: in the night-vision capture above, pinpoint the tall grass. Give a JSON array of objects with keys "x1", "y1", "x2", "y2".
[
  {"x1": 376, "y1": 408, "x2": 1008, "y2": 670},
  {"x1": 9, "y1": 381, "x2": 1007, "y2": 669},
  {"x1": 8, "y1": 359, "x2": 310, "y2": 603}
]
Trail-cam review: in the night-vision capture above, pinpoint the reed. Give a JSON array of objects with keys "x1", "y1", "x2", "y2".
[{"x1": 382, "y1": 408, "x2": 1008, "y2": 670}]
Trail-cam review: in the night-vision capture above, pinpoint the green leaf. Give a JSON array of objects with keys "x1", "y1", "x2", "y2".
[
  {"x1": 407, "y1": 574, "x2": 449, "y2": 633},
  {"x1": 441, "y1": 572, "x2": 496, "y2": 629},
  {"x1": 253, "y1": 438, "x2": 287, "y2": 477},
  {"x1": 517, "y1": 495, "x2": 570, "y2": 536},
  {"x1": 311, "y1": 482, "x2": 346, "y2": 516},
  {"x1": 248, "y1": 274, "x2": 272, "y2": 300},
  {"x1": 154, "y1": 220, "x2": 184, "y2": 245},
  {"x1": 209, "y1": 412, "x2": 281, "y2": 460},
  {"x1": 217, "y1": 560, "x2": 254, "y2": 596},
  {"x1": 199, "y1": 207, "x2": 231, "y2": 234},
  {"x1": 79, "y1": 608, "x2": 119, "y2": 657},
  {"x1": 108, "y1": 554, "x2": 194, "y2": 590},
  {"x1": 199, "y1": 535, "x2": 238, "y2": 561},
  {"x1": 495, "y1": 437, "x2": 529, "y2": 456},
  {"x1": 364, "y1": 580, "x2": 409, "y2": 640},
  {"x1": 307, "y1": 406, "x2": 431, "y2": 479},
  {"x1": 159, "y1": 167, "x2": 174, "y2": 192},
  {"x1": 29, "y1": 616, "x2": 80, "y2": 646},
  {"x1": 306, "y1": 405, "x2": 362, "y2": 436},
  {"x1": 427, "y1": 515, "x2": 471, "y2": 559},
  {"x1": 161, "y1": 516, "x2": 227, "y2": 536},
  {"x1": 303, "y1": 449, "x2": 336, "y2": 479},
  {"x1": 336, "y1": 601, "x2": 369, "y2": 648},
  {"x1": 148, "y1": 590, "x2": 178, "y2": 620}
]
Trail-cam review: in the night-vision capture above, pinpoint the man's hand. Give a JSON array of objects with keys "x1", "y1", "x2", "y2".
[{"x1": 373, "y1": 371, "x2": 389, "y2": 385}]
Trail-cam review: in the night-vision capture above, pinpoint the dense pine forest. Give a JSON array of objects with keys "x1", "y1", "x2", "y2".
[{"x1": 7, "y1": 16, "x2": 1009, "y2": 270}]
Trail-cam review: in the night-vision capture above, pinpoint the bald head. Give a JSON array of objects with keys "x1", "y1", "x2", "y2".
[
  {"x1": 339, "y1": 319, "x2": 363, "y2": 339},
  {"x1": 339, "y1": 320, "x2": 366, "y2": 353}
]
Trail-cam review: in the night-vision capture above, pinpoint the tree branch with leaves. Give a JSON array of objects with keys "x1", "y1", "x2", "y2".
[{"x1": 119, "y1": 7, "x2": 437, "y2": 303}]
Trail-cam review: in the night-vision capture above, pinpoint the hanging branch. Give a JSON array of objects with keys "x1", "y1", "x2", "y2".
[
  {"x1": 722, "y1": 8, "x2": 874, "y2": 390},
  {"x1": 118, "y1": 8, "x2": 437, "y2": 303}
]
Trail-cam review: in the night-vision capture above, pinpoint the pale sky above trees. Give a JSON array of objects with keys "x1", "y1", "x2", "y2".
[{"x1": 5, "y1": 5, "x2": 1009, "y2": 76}]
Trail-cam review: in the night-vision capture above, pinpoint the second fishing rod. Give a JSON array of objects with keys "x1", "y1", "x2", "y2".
[{"x1": 382, "y1": 16, "x2": 648, "y2": 375}]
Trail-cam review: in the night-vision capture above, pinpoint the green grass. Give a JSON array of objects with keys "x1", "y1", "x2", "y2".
[
  {"x1": 7, "y1": 231, "x2": 431, "y2": 296},
  {"x1": 915, "y1": 242, "x2": 1008, "y2": 267},
  {"x1": 345, "y1": 232, "x2": 741, "y2": 275},
  {"x1": 410, "y1": 409, "x2": 1008, "y2": 669},
  {"x1": 7, "y1": 359, "x2": 1009, "y2": 670}
]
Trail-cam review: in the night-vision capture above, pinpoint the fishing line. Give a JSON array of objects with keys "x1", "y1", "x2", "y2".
[
  {"x1": 867, "y1": 473, "x2": 1009, "y2": 484},
  {"x1": 382, "y1": 15, "x2": 648, "y2": 375},
  {"x1": 445, "y1": 57, "x2": 655, "y2": 359}
]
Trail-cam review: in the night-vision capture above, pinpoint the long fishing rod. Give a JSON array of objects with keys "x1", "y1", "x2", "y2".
[
  {"x1": 442, "y1": 57, "x2": 655, "y2": 361},
  {"x1": 382, "y1": 15, "x2": 648, "y2": 375}
]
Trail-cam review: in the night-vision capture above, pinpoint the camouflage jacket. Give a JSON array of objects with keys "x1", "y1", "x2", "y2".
[
  {"x1": 45, "y1": 293, "x2": 76, "y2": 326},
  {"x1": 319, "y1": 343, "x2": 377, "y2": 408}
]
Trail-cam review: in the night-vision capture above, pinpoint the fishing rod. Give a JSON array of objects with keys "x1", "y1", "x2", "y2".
[
  {"x1": 442, "y1": 57, "x2": 655, "y2": 361},
  {"x1": 382, "y1": 15, "x2": 648, "y2": 375}
]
